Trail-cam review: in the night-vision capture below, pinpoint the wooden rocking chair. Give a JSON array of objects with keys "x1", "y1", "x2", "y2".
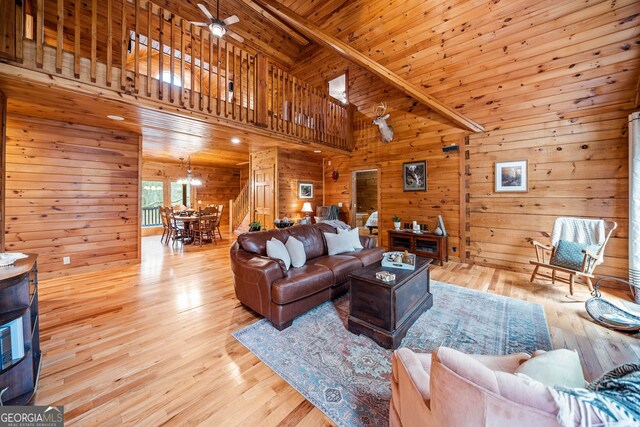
[{"x1": 529, "y1": 218, "x2": 617, "y2": 295}]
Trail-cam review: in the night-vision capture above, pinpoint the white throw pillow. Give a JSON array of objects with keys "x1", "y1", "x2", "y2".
[
  {"x1": 324, "y1": 232, "x2": 355, "y2": 256},
  {"x1": 337, "y1": 227, "x2": 364, "y2": 250},
  {"x1": 285, "y1": 236, "x2": 306, "y2": 268},
  {"x1": 266, "y1": 238, "x2": 291, "y2": 270}
]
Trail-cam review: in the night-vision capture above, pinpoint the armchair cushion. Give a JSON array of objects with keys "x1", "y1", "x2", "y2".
[
  {"x1": 515, "y1": 349, "x2": 586, "y2": 388},
  {"x1": 549, "y1": 240, "x2": 601, "y2": 272}
]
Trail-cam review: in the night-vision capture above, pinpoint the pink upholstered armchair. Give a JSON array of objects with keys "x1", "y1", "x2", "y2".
[{"x1": 390, "y1": 347, "x2": 576, "y2": 427}]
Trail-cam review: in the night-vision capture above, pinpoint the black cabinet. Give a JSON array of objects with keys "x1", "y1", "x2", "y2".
[{"x1": 0, "y1": 254, "x2": 41, "y2": 405}]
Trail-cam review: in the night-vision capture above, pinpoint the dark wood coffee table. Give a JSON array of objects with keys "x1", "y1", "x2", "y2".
[{"x1": 348, "y1": 256, "x2": 433, "y2": 349}]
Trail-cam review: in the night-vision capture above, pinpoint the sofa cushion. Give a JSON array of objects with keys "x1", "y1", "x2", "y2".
[
  {"x1": 514, "y1": 349, "x2": 586, "y2": 388},
  {"x1": 237, "y1": 228, "x2": 290, "y2": 256},
  {"x1": 288, "y1": 224, "x2": 327, "y2": 260},
  {"x1": 267, "y1": 238, "x2": 291, "y2": 270},
  {"x1": 324, "y1": 232, "x2": 356, "y2": 256},
  {"x1": 271, "y1": 264, "x2": 334, "y2": 305},
  {"x1": 337, "y1": 227, "x2": 364, "y2": 249},
  {"x1": 349, "y1": 247, "x2": 385, "y2": 267},
  {"x1": 307, "y1": 255, "x2": 362, "y2": 284},
  {"x1": 285, "y1": 236, "x2": 306, "y2": 268}
]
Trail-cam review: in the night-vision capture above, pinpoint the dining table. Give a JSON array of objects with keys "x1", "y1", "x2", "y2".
[{"x1": 174, "y1": 214, "x2": 217, "y2": 244}]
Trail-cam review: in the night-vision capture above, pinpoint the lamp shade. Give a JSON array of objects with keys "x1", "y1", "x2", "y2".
[{"x1": 301, "y1": 202, "x2": 313, "y2": 213}]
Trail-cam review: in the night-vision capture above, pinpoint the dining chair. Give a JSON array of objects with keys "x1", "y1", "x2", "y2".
[
  {"x1": 192, "y1": 214, "x2": 216, "y2": 246},
  {"x1": 160, "y1": 207, "x2": 170, "y2": 244},
  {"x1": 167, "y1": 208, "x2": 187, "y2": 244}
]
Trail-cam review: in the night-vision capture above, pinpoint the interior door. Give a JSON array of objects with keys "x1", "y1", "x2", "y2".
[{"x1": 253, "y1": 165, "x2": 275, "y2": 228}]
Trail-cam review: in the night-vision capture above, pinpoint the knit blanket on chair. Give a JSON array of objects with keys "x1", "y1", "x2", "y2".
[{"x1": 550, "y1": 363, "x2": 640, "y2": 426}]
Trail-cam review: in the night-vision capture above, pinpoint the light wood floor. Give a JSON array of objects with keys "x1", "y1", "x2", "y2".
[{"x1": 35, "y1": 235, "x2": 639, "y2": 425}]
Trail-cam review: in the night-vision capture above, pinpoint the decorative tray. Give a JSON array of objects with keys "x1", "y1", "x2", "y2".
[{"x1": 381, "y1": 252, "x2": 416, "y2": 271}]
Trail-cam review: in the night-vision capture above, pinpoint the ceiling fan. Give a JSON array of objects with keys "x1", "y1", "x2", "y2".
[{"x1": 192, "y1": 1, "x2": 244, "y2": 43}]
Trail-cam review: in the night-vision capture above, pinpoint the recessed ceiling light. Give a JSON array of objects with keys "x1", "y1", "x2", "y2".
[
  {"x1": 231, "y1": 137, "x2": 241, "y2": 144},
  {"x1": 313, "y1": 150, "x2": 322, "y2": 153},
  {"x1": 107, "y1": 115, "x2": 125, "y2": 121}
]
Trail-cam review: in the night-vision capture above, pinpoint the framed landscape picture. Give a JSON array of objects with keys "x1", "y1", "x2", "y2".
[
  {"x1": 298, "y1": 182, "x2": 314, "y2": 199},
  {"x1": 495, "y1": 160, "x2": 527, "y2": 192},
  {"x1": 403, "y1": 161, "x2": 427, "y2": 192}
]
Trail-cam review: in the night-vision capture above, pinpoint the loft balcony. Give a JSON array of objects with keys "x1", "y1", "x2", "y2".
[{"x1": 0, "y1": 0, "x2": 354, "y2": 152}]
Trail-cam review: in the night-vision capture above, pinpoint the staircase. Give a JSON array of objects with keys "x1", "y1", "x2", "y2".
[{"x1": 229, "y1": 183, "x2": 250, "y2": 234}]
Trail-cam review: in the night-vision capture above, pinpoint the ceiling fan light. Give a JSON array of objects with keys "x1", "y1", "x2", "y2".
[{"x1": 210, "y1": 23, "x2": 225, "y2": 38}]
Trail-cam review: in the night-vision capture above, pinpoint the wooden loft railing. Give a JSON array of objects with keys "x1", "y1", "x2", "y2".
[{"x1": 1, "y1": 0, "x2": 354, "y2": 152}]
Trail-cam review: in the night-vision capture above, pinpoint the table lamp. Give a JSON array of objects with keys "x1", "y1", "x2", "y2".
[{"x1": 301, "y1": 202, "x2": 313, "y2": 224}]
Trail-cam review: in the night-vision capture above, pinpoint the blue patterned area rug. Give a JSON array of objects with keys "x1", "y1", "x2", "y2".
[{"x1": 233, "y1": 281, "x2": 552, "y2": 427}]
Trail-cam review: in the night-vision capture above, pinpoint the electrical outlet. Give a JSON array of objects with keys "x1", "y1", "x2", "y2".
[
  {"x1": 338, "y1": 202, "x2": 343, "y2": 207},
  {"x1": 451, "y1": 247, "x2": 457, "y2": 253},
  {"x1": 63, "y1": 256, "x2": 71, "y2": 265}
]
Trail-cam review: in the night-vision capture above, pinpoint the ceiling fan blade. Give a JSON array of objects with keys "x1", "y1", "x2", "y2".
[
  {"x1": 223, "y1": 15, "x2": 240, "y2": 26},
  {"x1": 191, "y1": 22, "x2": 210, "y2": 27},
  {"x1": 226, "y1": 30, "x2": 244, "y2": 43},
  {"x1": 197, "y1": 3, "x2": 214, "y2": 20}
]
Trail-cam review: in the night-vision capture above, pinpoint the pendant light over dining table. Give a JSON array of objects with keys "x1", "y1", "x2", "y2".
[{"x1": 178, "y1": 156, "x2": 202, "y2": 186}]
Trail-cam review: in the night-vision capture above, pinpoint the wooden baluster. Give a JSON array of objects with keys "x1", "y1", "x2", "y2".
[
  {"x1": 189, "y1": 22, "x2": 194, "y2": 108},
  {"x1": 291, "y1": 77, "x2": 296, "y2": 137},
  {"x1": 91, "y1": 0, "x2": 97, "y2": 82},
  {"x1": 74, "y1": 0, "x2": 80, "y2": 77},
  {"x1": 134, "y1": 0, "x2": 139, "y2": 91},
  {"x1": 238, "y1": 50, "x2": 243, "y2": 122},
  {"x1": 232, "y1": 45, "x2": 236, "y2": 120},
  {"x1": 255, "y1": 54, "x2": 268, "y2": 127},
  {"x1": 15, "y1": 0, "x2": 23, "y2": 62},
  {"x1": 106, "y1": 0, "x2": 113, "y2": 86},
  {"x1": 120, "y1": 0, "x2": 127, "y2": 90},
  {"x1": 169, "y1": 13, "x2": 174, "y2": 103},
  {"x1": 270, "y1": 64, "x2": 274, "y2": 130},
  {"x1": 199, "y1": 27, "x2": 204, "y2": 111},
  {"x1": 216, "y1": 39, "x2": 221, "y2": 115},
  {"x1": 285, "y1": 73, "x2": 290, "y2": 134},
  {"x1": 36, "y1": 0, "x2": 43, "y2": 68},
  {"x1": 158, "y1": 7, "x2": 164, "y2": 100},
  {"x1": 146, "y1": 0, "x2": 152, "y2": 97},
  {"x1": 208, "y1": 33, "x2": 213, "y2": 113},
  {"x1": 180, "y1": 17, "x2": 185, "y2": 106},
  {"x1": 55, "y1": 0, "x2": 63, "y2": 73},
  {"x1": 224, "y1": 40, "x2": 229, "y2": 117}
]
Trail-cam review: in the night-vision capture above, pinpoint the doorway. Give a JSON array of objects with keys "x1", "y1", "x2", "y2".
[{"x1": 351, "y1": 169, "x2": 380, "y2": 238}]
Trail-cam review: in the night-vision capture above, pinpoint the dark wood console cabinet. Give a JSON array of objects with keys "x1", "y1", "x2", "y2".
[
  {"x1": 387, "y1": 230, "x2": 448, "y2": 266},
  {"x1": 0, "y1": 254, "x2": 41, "y2": 405}
]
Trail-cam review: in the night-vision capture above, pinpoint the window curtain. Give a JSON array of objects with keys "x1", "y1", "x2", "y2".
[{"x1": 629, "y1": 112, "x2": 640, "y2": 289}]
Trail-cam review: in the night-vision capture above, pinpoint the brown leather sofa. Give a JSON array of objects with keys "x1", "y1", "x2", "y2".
[{"x1": 230, "y1": 223, "x2": 385, "y2": 330}]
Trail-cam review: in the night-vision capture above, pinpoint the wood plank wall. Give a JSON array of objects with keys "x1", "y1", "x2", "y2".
[
  {"x1": 4, "y1": 115, "x2": 141, "y2": 278},
  {"x1": 142, "y1": 160, "x2": 242, "y2": 231},
  {"x1": 277, "y1": 148, "x2": 323, "y2": 221},
  {"x1": 292, "y1": 0, "x2": 640, "y2": 274},
  {"x1": 293, "y1": 53, "x2": 465, "y2": 259}
]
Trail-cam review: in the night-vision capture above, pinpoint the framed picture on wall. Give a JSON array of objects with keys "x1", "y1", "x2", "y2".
[
  {"x1": 495, "y1": 160, "x2": 528, "y2": 192},
  {"x1": 403, "y1": 161, "x2": 427, "y2": 192},
  {"x1": 298, "y1": 182, "x2": 314, "y2": 199}
]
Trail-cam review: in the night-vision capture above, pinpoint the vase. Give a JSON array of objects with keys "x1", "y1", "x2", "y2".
[{"x1": 394, "y1": 222, "x2": 401, "y2": 230}]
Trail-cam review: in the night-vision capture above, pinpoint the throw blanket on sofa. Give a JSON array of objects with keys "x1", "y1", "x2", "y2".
[{"x1": 550, "y1": 363, "x2": 640, "y2": 427}]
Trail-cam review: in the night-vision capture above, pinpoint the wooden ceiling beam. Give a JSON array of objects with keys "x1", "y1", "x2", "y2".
[
  {"x1": 252, "y1": 0, "x2": 485, "y2": 133},
  {"x1": 236, "y1": 0, "x2": 309, "y2": 46}
]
